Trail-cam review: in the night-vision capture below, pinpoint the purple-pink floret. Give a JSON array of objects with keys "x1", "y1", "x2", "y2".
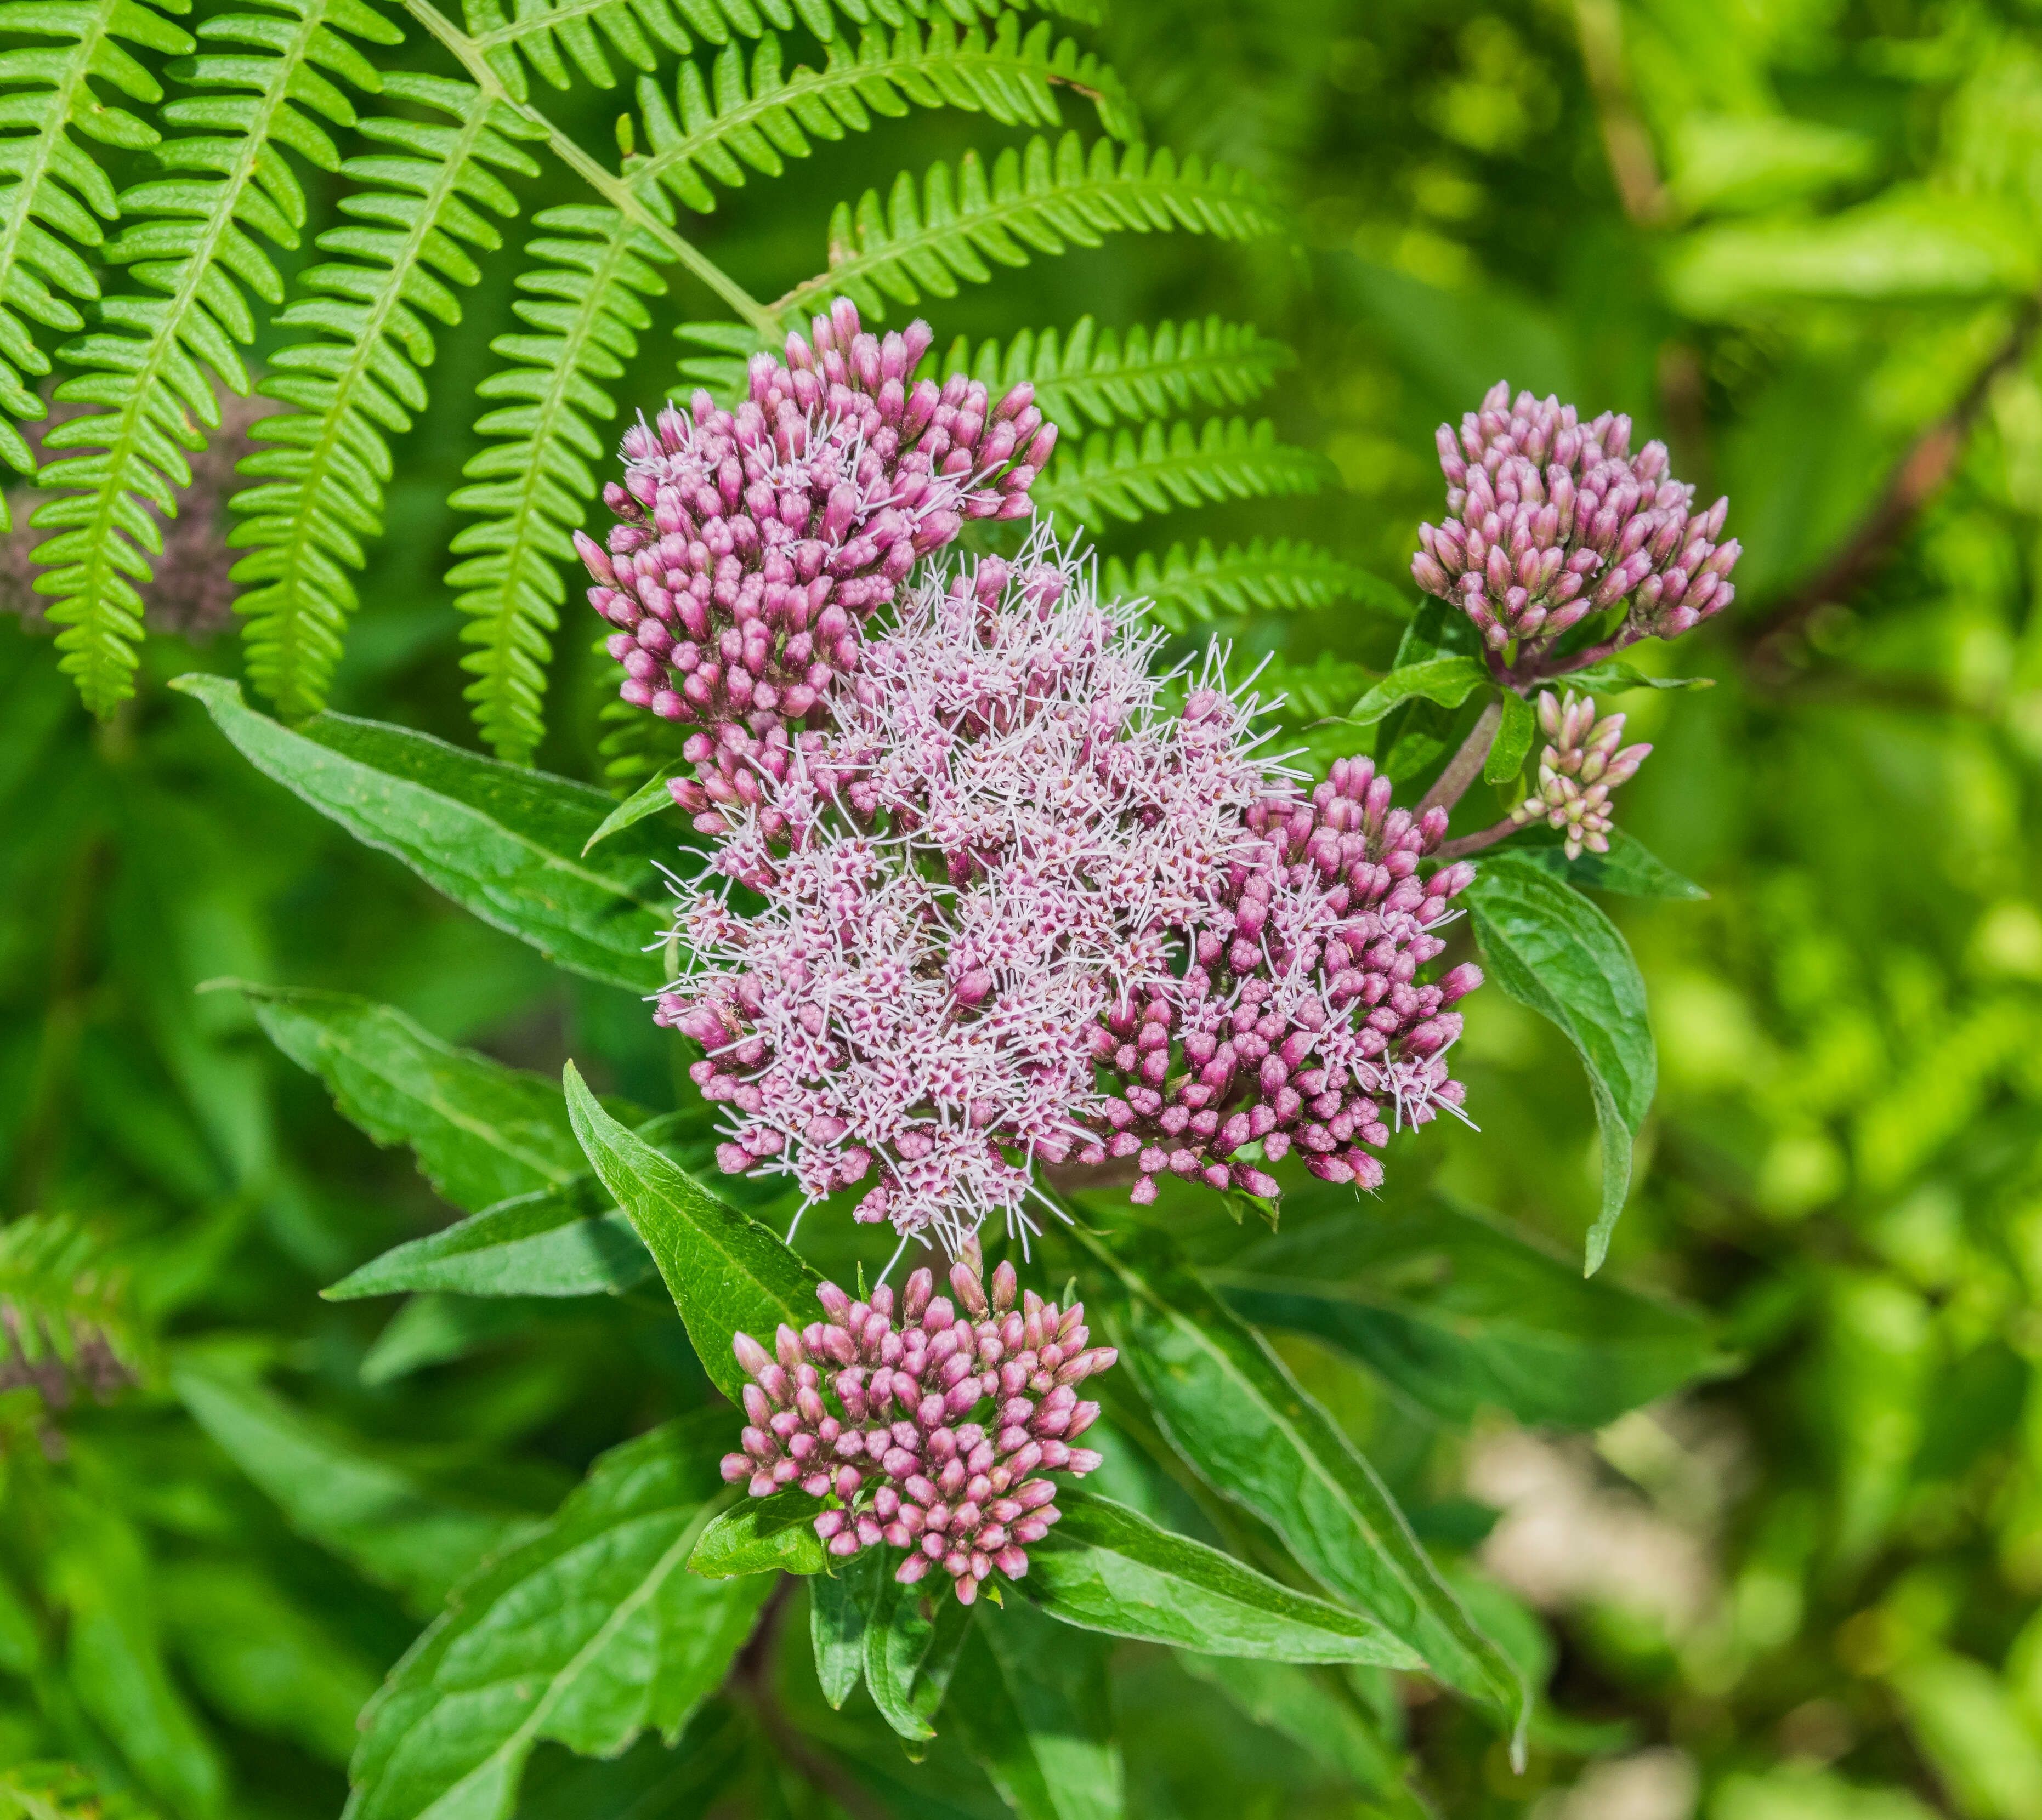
[
  {"x1": 1412, "y1": 380, "x2": 1740, "y2": 651},
  {"x1": 1093, "y1": 755, "x2": 1483, "y2": 1203},
  {"x1": 720, "y1": 1258, "x2": 1114, "y2": 1606},
  {"x1": 574, "y1": 297, "x2": 1053, "y2": 821}
]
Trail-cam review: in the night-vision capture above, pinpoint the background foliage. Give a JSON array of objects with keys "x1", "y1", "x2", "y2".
[{"x1": 5, "y1": 0, "x2": 2042, "y2": 1815}]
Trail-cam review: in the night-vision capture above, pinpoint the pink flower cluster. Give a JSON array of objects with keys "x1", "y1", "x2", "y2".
[
  {"x1": 1093, "y1": 754, "x2": 1483, "y2": 1204},
  {"x1": 1411, "y1": 382, "x2": 1740, "y2": 651},
  {"x1": 660, "y1": 532, "x2": 1484, "y2": 1245},
  {"x1": 573, "y1": 299, "x2": 1052, "y2": 821},
  {"x1": 1509, "y1": 690, "x2": 1651, "y2": 859},
  {"x1": 719, "y1": 1256, "x2": 1114, "y2": 1606},
  {"x1": 660, "y1": 532, "x2": 1280, "y2": 1249}
]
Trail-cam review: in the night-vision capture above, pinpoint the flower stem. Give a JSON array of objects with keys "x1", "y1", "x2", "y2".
[
  {"x1": 1436, "y1": 814, "x2": 1522, "y2": 861},
  {"x1": 1419, "y1": 697, "x2": 1504, "y2": 817},
  {"x1": 399, "y1": 0, "x2": 777, "y2": 337}
]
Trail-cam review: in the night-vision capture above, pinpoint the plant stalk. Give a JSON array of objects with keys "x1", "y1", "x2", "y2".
[{"x1": 1417, "y1": 697, "x2": 1504, "y2": 817}]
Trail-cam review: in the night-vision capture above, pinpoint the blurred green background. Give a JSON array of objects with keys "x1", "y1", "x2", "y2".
[{"x1": 8, "y1": 0, "x2": 2042, "y2": 1815}]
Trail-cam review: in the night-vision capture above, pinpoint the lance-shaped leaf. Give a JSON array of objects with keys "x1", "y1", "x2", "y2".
[
  {"x1": 1220, "y1": 1199, "x2": 1722, "y2": 1430},
  {"x1": 1341, "y1": 655, "x2": 1488, "y2": 727},
  {"x1": 1464, "y1": 853, "x2": 1657, "y2": 1273},
  {"x1": 563, "y1": 1062, "x2": 821, "y2": 1401},
  {"x1": 348, "y1": 1418, "x2": 772, "y2": 1820},
  {"x1": 233, "y1": 985, "x2": 598, "y2": 1214},
  {"x1": 174, "y1": 1360, "x2": 534, "y2": 1612},
  {"x1": 810, "y1": 1552, "x2": 882, "y2": 1711},
  {"x1": 1174, "y1": 1654, "x2": 1419, "y2": 1810},
  {"x1": 864, "y1": 1572, "x2": 974, "y2": 1745},
  {"x1": 1025, "y1": 1493, "x2": 1419, "y2": 1667},
  {"x1": 1484, "y1": 688, "x2": 1537, "y2": 784},
  {"x1": 1076, "y1": 1231, "x2": 1527, "y2": 1754},
  {"x1": 1501, "y1": 826, "x2": 1708, "y2": 902},
  {"x1": 329, "y1": 1189, "x2": 659, "y2": 1301},
  {"x1": 170, "y1": 677, "x2": 672, "y2": 992},
  {"x1": 688, "y1": 1491, "x2": 827, "y2": 1579},
  {"x1": 950, "y1": 1602, "x2": 1125, "y2": 1820}
]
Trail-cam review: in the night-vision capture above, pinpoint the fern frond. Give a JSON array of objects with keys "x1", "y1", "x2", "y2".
[
  {"x1": 1106, "y1": 538, "x2": 1400, "y2": 633},
  {"x1": 29, "y1": 0, "x2": 399, "y2": 718},
  {"x1": 467, "y1": 0, "x2": 1101, "y2": 104},
  {"x1": 449, "y1": 205, "x2": 668, "y2": 763},
  {"x1": 230, "y1": 76, "x2": 543, "y2": 721},
  {"x1": 1034, "y1": 415, "x2": 1328, "y2": 528},
  {"x1": 631, "y1": 19, "x2": 1136, "y2": 217},
  {"x1": 943, "y1": 315, "x2": 1291, "y2": 430},
  {"x1": 0, "y1": 0, "x2": 195, "y2": 497},
  {"x1": 780, "y1": 130, "x2": 1283, "y2": 322},
  {"x1": 0, "y1": 1214, "x2": 139, "y2": 1406},
  {"x1": 675, "y1": 317, "x2": 770, "y2": 398}
]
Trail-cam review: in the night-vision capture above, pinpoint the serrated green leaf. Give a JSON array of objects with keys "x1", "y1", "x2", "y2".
[
  {"x1": 348, "y1": 1418, "x2": 772, "y2": 1820},
  {"x1": 582, "y1": 763, "x2": 680, "y2": 854},
  {"x1": 1025, "y1": 1492, "x2": 1421, "y2": 1667},
  {"x1": 327, "y1": 1188, "x2": 659, "y2": 1301},
  {"x1": 1503, "y1": 826, "x2": 1709, "y2": 901},
  {"x1": 1464, "y1": 853, "x2": 1657, "y2": 1273},
  {"x1": 688, "y1": 1490, "x2": 828, "y2": 1578},
  {"x1": 1553, "y1": 659, "x2": 1714, "y2": 694},
  {"x1": 950, "y1": 1603, "x2": 1124, "y2": 1820},
  {"x1": 173, "y1": 1357, "x2": 534, "y2": 1611},
  {"x1": 1219, "y1": 1198, "x2": 1723, "y2": 1430},
  {"x1": 864, "y1": 1572, "x2": 973, "y2": 1745},
  {"x1": 1173, "y1": 1654, "x2": 1418, "y2": 1809},
  {"x1": 1341, "y1": 656, "x2": 1488, "y2": 727},
  {"x1": 811, "y1": 1551, "x2": 881, "y2": 1709},
  {"x1": 1485, "y1": 687, "x2": 1536, "y2": 784},
  {"x1": 171, "y1": 677, "x2": 670, "y2": 991},
  {"x1": 1073, "y1": 1230, "x2": 1527, "y2": 1750},
  {"x1": 563, "y1": 1061, "x2": 822, "y2": 1400}
]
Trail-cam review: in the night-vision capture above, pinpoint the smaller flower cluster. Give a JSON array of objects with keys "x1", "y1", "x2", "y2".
[
  {"x1": 574, "y1": 298, "x2": 1053, "y2": 821},
  {"x1": 1412, "y1": 382, "x2": 1740, "y2": 652},
  {"x1": 1093, "y1": 755, "x2": 1482, "y2": 1202},
  {"x1": 720, "y1": 1257, "x2": 1114, "y2": 1606},
  {"x1": 1509, "y1": 691, "x2": 1651, "y2": 859}
]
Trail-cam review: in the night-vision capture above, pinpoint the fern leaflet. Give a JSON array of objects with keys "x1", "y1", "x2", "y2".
[
  {"x1": 449, "y1": 204, "x2": 668, "y2": 763},
  {"x1": 1107, "y1": 538, "x2": 1404, "y2": 633},
  {"x1": 0, "y1": 1214, "x2": 139, "y2": 1406},
  {"x1": 1034, "y1": 414, "x2": 1329, "y2": 527},
  {"x1": 30, "y1": 0, "x2": 398, "y2": 717},
  {"x1": 943, "y1": 315, "x2": 1290, "y2": 430},
  {"x1": 630, "y1": 18, "x2": 1135, "y2": 216},
  {"x1": 780, "y1": 130, "x2": 1282, "y2": 322},
  {"x1": 230, "y1": 75, "x2": 543, "y2": 721},
  {"x1": 466, "y1": 0, "x2": 1100, "y2": 103},
  {"x1": 0, "y1": 0, "x2": 195, "y2": 502}
]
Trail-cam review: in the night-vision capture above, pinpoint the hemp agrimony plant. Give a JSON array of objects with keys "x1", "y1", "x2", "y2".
[{"x1": 0, "y1": 4, "x2": 1751, "y2": 1814}]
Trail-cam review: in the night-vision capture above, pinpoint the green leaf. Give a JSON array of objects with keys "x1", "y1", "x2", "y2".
[
  {"x1": 0, "y1": 1762, "x2": 155, "y2": 1820},
  {"x1": 582, "y1": 764, "x2": 680, "y2": 854},
  {"x1": 232, "y1": 985, "x2": 592, "y2": 1214},
  {"x1": 1503, "y1": 826, "x2": 1709, "y2": 901},
  {"x1": 563, "y1": 1060, "x2": 822, "y2": 1401},
  {"x1": 327, "y1": 1188, "x2": 659, "y2": 1300},
  {"x1": 173, "y1": 1357, "x2": 533, "y2": 1611},
  {"x1": 1552, "y1": 659, "x2": 1714, "y2": 695},
  {"x1": 950, "y1": 1602, "x2": 1124, "y2": 1820},
  {"x1": 1173, "y1": 1654, "x2": 1417, "y2": 1809},
  {"x1": 1484, "y1": 688, "x2": 1536, "y2": 784},
  {"x1": 1342, "y1": 656, "x2": 1488, "y2": 727},
  {"x1": 1218, "y1": 1199, "x2": 1723, "y2": 1429},
  {"x1": 358, "y1": 1294, "x2": 545, "y2": 1386},
  {"x1": 1025, "y1": 1492, "x2": 1421, "y2": 1667},
  {"x1": 1073, "y1": 1232, "x2": 1527, "y2": 1751},
  {"x1": 348, "y1": 1418, "x2": 772, "y2": 1820},
  {"x1": 688, "y1": 1490, "x2": 828, "y2": 1578},
  {"x1": 810, "y1": 1552, "x2": 881, "y2": 1710},
  {"x1": 170, "y1": 678, "x2": 670, "y2": 992},
  {"x1": 864, "y1": 1573, "x2": 973, "y2": 1744},
  {"x1": 1464, "y1": 853, "x2": 1657, "y2": 1274}
]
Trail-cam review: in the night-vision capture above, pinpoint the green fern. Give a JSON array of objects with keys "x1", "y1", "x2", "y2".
[
  {"x1": 783, "y1": 130, "x2": 1282, "y2": 322},
  {"x1": 231, "y1": 76, "x2": 543, "y2": 721},
  {"x1": 0, "y1": 1214, "x2": 139, "y2": 1406},
  {"x1": 1107, "y1": 538, "x2": 1403, "y2": 633},
  {"x1": 449, "y1": 205, "x2": 668, "y2": 763},
  {"x1": 30, "y1": 0, "x2": 399, "y2": 717},
  {"x1": 943, "y1": 315, "x2": 1290, "y2": 429},
  {"x1": 1034, "y1": 414, "x2": 1329, "y2": 527},
  {"x1": 0, "y1": 0, "x2": 196, "y2": 501},
  {"x1": 629, "y1": 18, "x2": 1136, "y2": 217},
  {"x1": 467, "y1": 0, "x2": 1101, "y2": 103}
]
